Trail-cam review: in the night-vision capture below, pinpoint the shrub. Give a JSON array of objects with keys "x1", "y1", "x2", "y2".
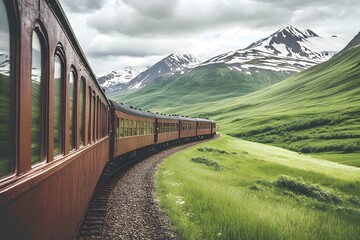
[
  {"x1": 274, "y1": 175, "x2": 342, "y2": 204},
  {"x1": 191, "y1": 157, "x2": 223, "y2": 171},
  {"x1": 197, "y1": 147, "x2": 229, "y2": 154}
]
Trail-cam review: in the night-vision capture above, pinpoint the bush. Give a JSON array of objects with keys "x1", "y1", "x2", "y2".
[
  {"x1": 197, "y1": 147, "x2": 229, "y2": 154},
  {"x1": 191, "y1": 157, "x2": 223, "y2": 171},
  {"x1": 274, "y1": 175, "x2": 342, "y2": 204}
]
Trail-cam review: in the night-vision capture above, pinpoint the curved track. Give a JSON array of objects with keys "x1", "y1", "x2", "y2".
[{"x1": 77, "y1": 138, "x2": 217, "y2": 239}]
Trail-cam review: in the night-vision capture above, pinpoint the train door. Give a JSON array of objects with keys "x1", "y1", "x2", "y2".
[{"x1": 154, "y1": 119, "x2": 158, "y2": 143}]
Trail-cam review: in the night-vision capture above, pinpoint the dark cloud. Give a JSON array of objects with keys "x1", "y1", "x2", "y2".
[
  {"x1": 59, "y1": 0, "x2": 107, "y2": 13},
  {"x1": 87, "y1": 36, "x2": 193, "y2": 58},
  {"x1": 122, "y1": 0, "x2": 179, "y2": 19},
  {"x1": 255, "y1": 0, "x2": 360, "y2": 9},
  {"x1": 87, "y1": 0, "x2": 291, "y2": 37}
]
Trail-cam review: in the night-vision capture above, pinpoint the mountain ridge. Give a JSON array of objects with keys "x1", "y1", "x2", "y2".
[
  {"x1": 97, "y1": 67, "x2": 139, "y2": 92},
  {"x1": 98, "y1": 53, "x2": 201, "y2": 93}
]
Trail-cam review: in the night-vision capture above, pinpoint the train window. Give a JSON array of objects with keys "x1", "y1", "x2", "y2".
[
  {"x1": 96, "y1": 96, "x2": 99, "y2": 140},
  {"x1": 133, "y1": 120, "x2": 137, "y2": 135},
  {"x1": 79, "y1": 78, "x2": 85, "y2": 145},
  {"x1": 31, "y1": 30, "x2": 45, "y2": 165},
  {"x1": 116, "y1": 117, "x2": 119, "y2": 138},
  {"x1": 129, "y1": 120, "x2": 133, "y2": 136},
  {"x1": 120, "y1": 118, "x2": 124, "y2": 137},
  {"x1": 53, "y1": 54, "x2": 64, "y2": 156},
  {"x1": 88, "y1": 88, "x2": 92, "y2": 144},
  {"x1": 0, "y1": 0, "x2": 14, "y2": 178},
  {"x1": 92, "y1": 94, "x2": 95, "y2": 142},
  {"x1": 124, "y1": 119, "x2": 129, "y2": 137}
]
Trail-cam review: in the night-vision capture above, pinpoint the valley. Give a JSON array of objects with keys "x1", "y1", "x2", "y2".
[{"x1": 103, "y1": 27, "x2": 359, "y2": 167}]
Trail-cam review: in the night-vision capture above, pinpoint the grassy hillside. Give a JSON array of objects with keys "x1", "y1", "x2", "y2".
[
  {"x1": 108, "y1": 63, "x2": 293, "y2": 111},
  {"x1": 160, "y1": 44, "x2": 360, "y2": 165},
  {"x1": 157, "y1": 136, "x2": 360, "y2": 239}
]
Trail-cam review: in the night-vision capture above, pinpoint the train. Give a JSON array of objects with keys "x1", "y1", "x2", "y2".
[{"x1": 0, "y1": 0, "x2": 216, "y2": 239}]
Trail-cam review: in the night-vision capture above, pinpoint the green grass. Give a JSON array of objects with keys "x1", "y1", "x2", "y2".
[
  {"x1": 156, "y1": 136, "x2": 360, "y2": 239},
  {"x1": 150, "y1": 44, "x2": 360, "y2": 166}
]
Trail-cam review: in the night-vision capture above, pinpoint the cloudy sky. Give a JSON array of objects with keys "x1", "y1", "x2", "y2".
[{"x1": 59, "y1": 0, "x2": 360, "y2": 76}]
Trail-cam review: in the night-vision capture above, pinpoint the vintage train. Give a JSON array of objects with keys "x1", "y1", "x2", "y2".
[{"x1": 0, "y1": 0, "x2": 216, "y2": 239}]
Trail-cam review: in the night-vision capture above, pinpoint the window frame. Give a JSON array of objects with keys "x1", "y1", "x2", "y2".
[
  {"x1": 30, "y1": 25, "x2": 49, "y2": 167},
  {"x1": 69, "y1": 67, "x2": 77, "y2": 151},
  {"x1": 0, "y1": 0, "x2": 17, "y2": 180},
  {"x1": 53, "y1": 47, "x2": 66, "y2": 159}
]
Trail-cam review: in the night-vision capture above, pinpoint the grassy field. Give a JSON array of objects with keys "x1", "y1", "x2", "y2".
[
  {"x1": 148, "y1": 44, "x2": 360, "y2": 166},
  {"x1": 156, "y1": 135, "x2": 360, "y2": 240}
]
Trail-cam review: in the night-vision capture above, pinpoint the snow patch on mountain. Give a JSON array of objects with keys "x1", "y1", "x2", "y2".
[
  {"x1": 127, "y1": 53, "x2": 202, "y2": 90},
  {"x1": 97, "y1": 67, "x2": 139, "y2": 92},
  {"x1": 201, "y1": 26, "x2": 346, "y2": 73}
]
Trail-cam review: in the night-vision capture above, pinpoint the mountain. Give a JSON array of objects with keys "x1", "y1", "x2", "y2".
[
  {"x1": 340, "y1": 31, "x2": 360, "y2": 52},
  {"x1": 97, "y1": 67, "x2": 139, "y2": 92},
  {"x1": 126, "y1": 53, "x2": 201, "y2": 90},
  {"x1": 0, "y1": 52, "x2": 10, "y2": 76},
  {"x1": 109, "y1": 26, "x2": 346, "y2": 110},
  {"x1": 169, "y1": 33, "x2": 360, "y2": 165},
  {"x1": 200, "y1": 25, "x2": 346, "y2": 73}
]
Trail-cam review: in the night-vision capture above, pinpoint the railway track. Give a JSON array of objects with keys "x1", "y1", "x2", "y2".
[
  {"x1": 75, "y1": 137, "x2": 217, "y2": 239},
  {"x1": 77, "y1": 177, "x2": 118, "y2": 238},
  {"x1": 76, "y1": 153, "x2": 152, "y2": 239}
]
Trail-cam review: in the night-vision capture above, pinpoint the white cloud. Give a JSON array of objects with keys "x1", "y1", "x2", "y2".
[{"x1": 58, "y1": 0, "x2": 359, "y2": 76}]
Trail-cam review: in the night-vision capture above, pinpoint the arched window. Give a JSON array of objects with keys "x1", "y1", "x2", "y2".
[
  {"x1": 53, "y1": 53, "x2": 64, "y2": 156},
  {"x1": 92, "y1": 94, "x2": 96, "y2": 142},
  {"x1": 31, "y1": 30, "x2": 45, "y2": 165},
  {"x1": 0, "y1": 0, "x2": 14, "y2": 178},
  {"x1": 69, "y1": 70, "x2": 76, "y2": 150},
  {"x1": 79, "y1": 78, "x2": 85, "y2": 145},
  {"x1": 88, "y1": 87, "x2": 92, "y2": 144}
]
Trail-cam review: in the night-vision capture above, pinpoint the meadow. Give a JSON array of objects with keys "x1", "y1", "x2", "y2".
[
  {"x1": 152, "y1": 44, "x2": 360, "y2": 167},
  {"x1": 156, "y1": 135, "x2": 360, "y2": 239}
]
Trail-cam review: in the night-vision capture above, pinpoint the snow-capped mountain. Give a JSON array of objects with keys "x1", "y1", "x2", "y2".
[
  {"x1": 201, "y1": 26, "x2": 346, "y2": 73},
  {"x1": 126, "y1": 54, "x2": 201, "y2": 90},
  {"x1": 97, "y1": 67, "x2": 139, "y2": 92},
  {"x1": 0, "y1": 52, "x2": 10, "y2": 76},
  {"x1": 341, "y1": 31, "x2": 360, "y2": 53}
]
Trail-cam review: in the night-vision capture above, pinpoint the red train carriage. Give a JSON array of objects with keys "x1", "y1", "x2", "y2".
[
  {"x1": 211, "y1": 120, "x2": 217, "y2": 135},
  {"x1": 110, "y1": 101, "x2": 156, "y2": 159},
  {"x1": 0, "y1": 0, "x2": 110, "y2": 239},
  {"x1": 155, "y1": 113, "x2": 180, "y2": 145},
  {"x1": 0, "y1": 0, "x2": 217, "y2": 239},
  {"x1": 178, "y1": 116, "x2": 197, "y2": 140},
  {"x1": 196, "y1": 118, "x2": 212, "y2": 138}
]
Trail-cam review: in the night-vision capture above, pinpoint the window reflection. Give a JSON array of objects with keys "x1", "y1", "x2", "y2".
[
  {"x1": 0, "y1": 0, "x2": 14, "y2": 178},
  {"x1": 53, "y1": 54, "x2": 63, "y2": 156},
  {"x1": 31, "y1": 31, "x2": 44, "y2": 165},
  {"x1": 79, "y1": 78, "x2": 85, "y2": 145},
  {"x1": 69, "y1": 70, "x2": 75, "y2": 150},
  {"x1": 88, "y1": 88, "x2": 92, "y2": 144}
]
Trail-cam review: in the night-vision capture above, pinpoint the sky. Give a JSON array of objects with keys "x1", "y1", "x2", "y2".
[{"x1": 58, "y1": 0, "x2": 360, "y2": 76}]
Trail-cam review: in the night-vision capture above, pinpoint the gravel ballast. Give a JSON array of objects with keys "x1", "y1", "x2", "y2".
[{"x1": 80, "y1": 139, "x2": 215, "y2": 239}]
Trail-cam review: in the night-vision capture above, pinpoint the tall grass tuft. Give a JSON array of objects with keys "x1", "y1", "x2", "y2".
[{"x1": 274, "y1": 175, "x2": 342, "y2": 204}]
